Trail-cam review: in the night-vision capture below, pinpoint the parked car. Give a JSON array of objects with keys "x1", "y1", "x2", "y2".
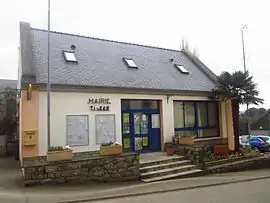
[
  {"x1": 253, "y1": 135, "x2": 270, "y2": 146},
  {"x1": 249, "y1": 136, "x2": 269, "y2": 152}
]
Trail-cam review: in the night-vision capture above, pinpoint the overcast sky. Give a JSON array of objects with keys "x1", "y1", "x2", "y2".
[{"x1": 1, "y1": 0, "x2": 269, "y2": 110}]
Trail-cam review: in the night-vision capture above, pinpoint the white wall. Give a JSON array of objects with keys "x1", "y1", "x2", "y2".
[{"x1": 38, "y1": 91, "x2": 211, "y2": 156}]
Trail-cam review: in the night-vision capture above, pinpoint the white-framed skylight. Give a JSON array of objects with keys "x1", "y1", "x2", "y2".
[
  {"x1": 123, "y1": 58, "x2": 138, "y2": 68},
  {"x1": 175, "y1": 64, "x2": 189, "y2": 74},
  {"x1": 63, "y1": 51, "x2": 77, "y2": 62}
]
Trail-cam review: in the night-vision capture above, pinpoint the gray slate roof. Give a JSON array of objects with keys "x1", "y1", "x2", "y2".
[{"x1": 20, "y1": 22, "x2": 217, "y2": 93}]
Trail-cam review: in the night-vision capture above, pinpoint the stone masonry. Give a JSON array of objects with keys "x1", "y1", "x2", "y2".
[
  {"x1": 165, "y1": 139, "x2": 228, "y2": 168},
  {"x1": 165, "y1": 143, "x2": 213, "y2": 168},
  {"x1": 206, "y1": 155, "x2": 270, "y2": 174},
  {"x1": 22, "y1": 152, "x2": 140, "y2": 186}
]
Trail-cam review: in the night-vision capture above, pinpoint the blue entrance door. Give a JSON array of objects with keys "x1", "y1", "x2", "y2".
[
  {"x1": 122, "y1": 111, "x2": 161, "y2": 153},
  {"x1": 149, "y1": 113, "x2": 161, "y2": 152},
  {"x1": 133, "y1": 113, "x2": 150, "y2": 152}
]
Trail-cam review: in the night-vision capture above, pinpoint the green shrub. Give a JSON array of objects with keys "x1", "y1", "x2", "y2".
[{"x1": 239, "y1": 146, "x2": 252, "y2": 155}]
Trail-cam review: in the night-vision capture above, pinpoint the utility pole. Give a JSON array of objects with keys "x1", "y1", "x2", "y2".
[{"x1": 47, "y1": 0, "x2": 51, "y2": 150}]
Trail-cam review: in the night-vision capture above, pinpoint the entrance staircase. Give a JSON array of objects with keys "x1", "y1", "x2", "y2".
[{"x1": 140, "y1": 153, "x2": 202, "y2": 183}]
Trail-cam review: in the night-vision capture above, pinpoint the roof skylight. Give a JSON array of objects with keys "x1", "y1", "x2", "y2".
[
  {"x1": 123, "y1": 58, "x2": 137, "y2": 68},
  {"x1": 175, "y1": 65, "x2": 189, "y2": 74},
  {"x1": 63, "y1": 51, "x2": 77, "y2": 62}
]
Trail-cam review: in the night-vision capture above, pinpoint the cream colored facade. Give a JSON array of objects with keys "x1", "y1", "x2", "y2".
[{"x1": 36, "y1": 91, "x2": 229, "y2": 156}]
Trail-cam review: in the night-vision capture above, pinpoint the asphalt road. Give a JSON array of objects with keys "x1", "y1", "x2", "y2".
[{"x1": 87, "y1": 178, "x2": 270, "y2": 203}]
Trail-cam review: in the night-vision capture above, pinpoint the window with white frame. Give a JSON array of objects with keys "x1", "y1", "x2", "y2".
[
  {"x1": 63, "y1": 51, "x2": 77, "y2": 62},
  {"x1": 123, "y1": 58, "x2": 138, "y2": 68}
]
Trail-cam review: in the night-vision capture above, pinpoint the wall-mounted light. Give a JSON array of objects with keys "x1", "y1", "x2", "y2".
[
  {"x1": 27, "y1": 84, "x2": 32, "y2": 101},
  {"x1": 166, "y1": 95, "x2": 171, "y2": 103}
]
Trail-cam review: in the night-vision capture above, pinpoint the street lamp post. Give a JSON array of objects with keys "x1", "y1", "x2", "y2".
[
  {"x1": 47, "y1": 0, "x2": 51, "y2": 150},
  {"x1": 241, "y1": 25, "x2": 247, "y2": 72},
  {"x1": 241, "y1": 25, "x2": 250, "y2": 138}
]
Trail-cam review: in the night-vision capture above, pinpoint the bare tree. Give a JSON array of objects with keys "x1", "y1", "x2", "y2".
[{"x1": 180, "y1": 39, "x2": 199, "y2": 57}]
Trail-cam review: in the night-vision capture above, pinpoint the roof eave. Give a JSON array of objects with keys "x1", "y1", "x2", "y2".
[{"x1": 30, "y1": 83, "x2": 214, "y2": 96}]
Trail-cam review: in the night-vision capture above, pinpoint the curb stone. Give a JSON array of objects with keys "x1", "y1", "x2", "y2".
[{"x1": 57, "y1": 175, "x2": 270, "y2": 203}]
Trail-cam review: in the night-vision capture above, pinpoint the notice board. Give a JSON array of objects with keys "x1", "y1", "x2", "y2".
[
  {"x1": 67, "y1": 115, "x2": 89, "y2": 146},
  {"x1": 95, "y1": 114, "x2": 116, "y2": 144}
]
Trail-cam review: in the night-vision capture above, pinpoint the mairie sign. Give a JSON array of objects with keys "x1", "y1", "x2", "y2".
[{"x1": 87, "y1": 98, "x2": 111, "y2": 111}]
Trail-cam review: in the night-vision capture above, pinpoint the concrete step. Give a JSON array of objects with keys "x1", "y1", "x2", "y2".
[
  {"x1": 140, "y1": 160, "x2": 191, "y2": 173},
  {"x1": 140, "y1": 156, "x2": 186, "y2": 168},
  {"x1": 141, "y1": 169, "x2": 203, "y2": 183},
  {"x1": 141, "y1": 164, "x2": 197, "y2": 179}
]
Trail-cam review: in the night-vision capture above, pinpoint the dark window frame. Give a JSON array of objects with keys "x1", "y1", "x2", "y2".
[
  {"x1": 121, "y1": 99, "x2": 159, "y2": 110},
  {"x1": 174, "y1": 101, "x2": 219, "y2": 138}
]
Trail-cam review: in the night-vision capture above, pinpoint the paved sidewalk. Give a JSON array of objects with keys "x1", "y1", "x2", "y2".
[
  {"x1": 1, "y1": 169, "x2": 270, "y2": 203},
  {"x1": 0, "y1": 157, "x2": 22, "y2": 190}
]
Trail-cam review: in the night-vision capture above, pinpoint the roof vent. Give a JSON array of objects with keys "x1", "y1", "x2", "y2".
[
  {"x1": 71, "y1": 44, "x2": 76, "y2": 50},
  {"x1": 170, "y1": 58, "x2": 174, "y2": 62},
  {"x1": 175, "y1": 64, "x2": 189, "y2": 74}
]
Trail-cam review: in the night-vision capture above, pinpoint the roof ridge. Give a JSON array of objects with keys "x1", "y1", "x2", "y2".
[{"x1": 31, "y1": 27, "x2": 183, "y2": 53}]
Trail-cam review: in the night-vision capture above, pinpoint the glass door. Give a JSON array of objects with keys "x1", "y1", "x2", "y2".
[
  {"x1": 133, "y1": 113, "x2": 150, "y2": 152},
  {"x1": 122, "y1": 113, "x2": 132, "y2": 152},
  {"x1": 122, "y1": 112, "x2": 159, "y2": 153}
]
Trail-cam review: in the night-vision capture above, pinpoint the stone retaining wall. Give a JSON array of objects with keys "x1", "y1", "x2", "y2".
[
  {"x1": 165, "y1": 143, "x2": 213, "y2": 167},
  {"x1": 22, "y1": 152, "x2": 140, "y2": 186},
  {"x1": 205, "y1": 153, "x2": 263, "y2": 167},
  {"x1": 205, "y1": 156, "x2": 270, "y2": 174}
]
